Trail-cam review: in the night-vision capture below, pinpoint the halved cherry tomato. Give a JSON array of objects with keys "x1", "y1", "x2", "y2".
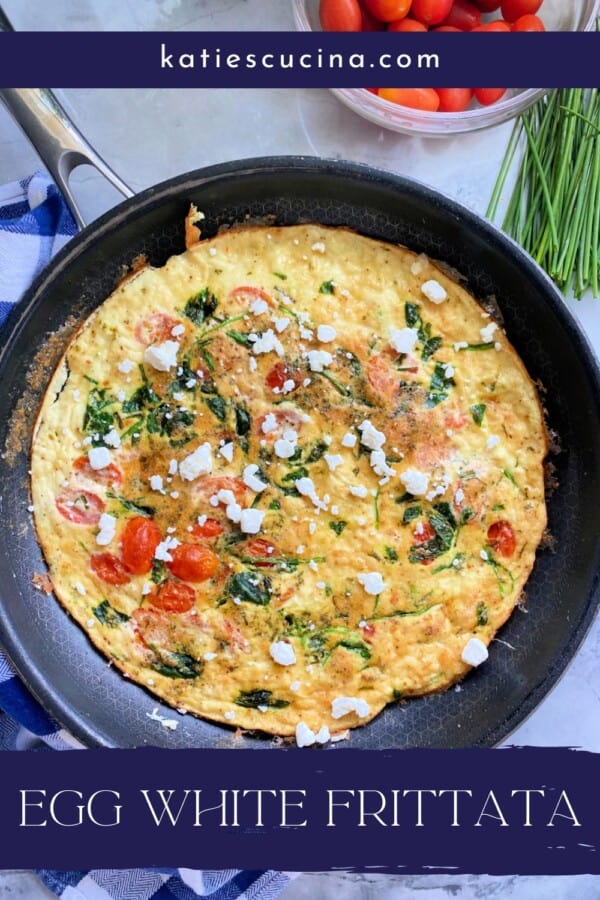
[
  {"x1": 55, "y1": 489, "x2": 105, "y2": 525},
  {"x1": 265, "y1": 361, "x2": 301, "y2": 394},
  {"x1": 473, "y1": 0, "x2": 502, "y2": 10},
  {"x1": 411, "y1": 0, "x2": 454, "y2": 26},
  {"x1": 501, "y1": 0, "x2": 541, "y2": 22},
  {"x1": 474, "y1": 87, "x2": 507, "y2": 104},
  {"x1": 472, "y1": 19, "x2": 511, "y2": 29},
  {"x1": 487, "y1": 520, "x2": 516, "y2": 557},
  {"x1": 73, "y1": 455, "x2": 124, "y2": 487},
  {"x1": 243, "y1": 537, "x2": 278, "y2": 567},
  {"x1": 120, "y1": 516, "x2": 162, "y2": 575},
  {"x1": 378, "y1": 88, "x2": 441, "y2": 111},
  {"x1": 435, "y1": 88, "x2": 473, "y2": 112},
  {"x1": 194, "y1": 475, "x2": 247, "y2": 505},
  {"x1": 90, "y1": 552, "x2": 131, "y2": 586},
  {"x1": 228, "y1": 286, "x2": 275, "y2": 308},
  {"x1": 319, "y1": 0, "x2": 363, "y2": 30},
  {"x1": 512, "y1": 13, "x2": 544, "y2": 30},
  {"x1": 388, "y1": 17, "x2": 428, "y2": 29},
  {"x1": 439, "y1": 0, "x2": 482, "y2": 29},
  {"x1": 167, "y1": 543, "x2": 219, "y2": 582},
  {"x1": 150, "y1": 581, "x2": 196, "y2": 613},
  {"x1": 414, "y1": 521, "x2": 436, "y2": 543},
  {"x1": 134, "y1": 313, "x2": 181, "y2": 345},
  {"x1": 360, "y1": 622, "x2": 376, "y2": 642},
  {"x1": 255, "y1": 407, "x2": 306, "y2": 441},
  {"x1": 191, "y1": 517, "x2": 225, "y2": 539},
  {"x1": 364, "y1": 0, "x2": 412, "y2": 21}
]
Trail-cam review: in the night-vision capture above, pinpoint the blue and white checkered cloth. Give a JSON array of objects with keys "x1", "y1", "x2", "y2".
[{"x1": 0, "y1": 172, "x2": 293, "y2": 900}]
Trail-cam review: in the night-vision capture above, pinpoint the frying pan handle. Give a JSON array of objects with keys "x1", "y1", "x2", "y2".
[{"x1": 0, "y1": 88, "x2": 134, "y2": 230}]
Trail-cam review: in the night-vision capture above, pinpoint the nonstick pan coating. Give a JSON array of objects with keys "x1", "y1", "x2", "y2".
[{"x1": 1, "y1": 157, "x2": 599, "y2": 749}]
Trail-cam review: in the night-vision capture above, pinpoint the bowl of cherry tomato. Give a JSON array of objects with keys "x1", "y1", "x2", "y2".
[{"x1": 293, "y1": 0, "x2": 598, "y2": 135}]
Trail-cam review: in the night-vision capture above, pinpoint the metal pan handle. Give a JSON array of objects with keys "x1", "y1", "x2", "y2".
[{"x1": 0, "y1": 88, "x2": 134, "y2": 230}]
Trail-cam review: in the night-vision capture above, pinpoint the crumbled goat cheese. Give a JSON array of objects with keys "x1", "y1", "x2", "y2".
[
  {"x1": 149, "y1": 475, "x2": 164, "y2": 492},
  {"x1": 454, "y1": 341, "x2": 469, "y2": 351},
  {"x1": 240, "y1": 508, "x2": 265, "y2": 534},
  {"x1": 400, "y1": 468, "x2": 429, "y2": 496},
  {"x1": 118, "y1": 359, "x2": 134, "y2": 374},
  {"x1": 370, "y1": 450, "x2": 394, "y2": 478},
  {"x1": 243, "y1": 464, "x2": 268, "y2": 492},
  {"x1": 358, "y1": 420, "x2": 386, "y2": 451},
  {"x1": 250, "y1": 329, "x2": 284, "y2": 357},
  {"x1": 154, "y1": 537, "x2": 180, "y2": 562},
  {"x1": 486, "y1": 435, "x2": 500, "y2": 449},
  {"x1": 349, "y1": 485, "x2": 368, "y2": 499},
  {"x1": 204, "y1": 652, "x2": 217, "y2": 661},
  {"x1": 74, "y1": 582, "x2": 86, "y2": 596},
  {"x1": 281, "y1": 379, "x2": 295, "y2": 394},
  {"x1": 480, "y1": 549, "x2": 489, "y2": 561},
  {"x1": 480, "y1": 322, "x2": 498, "y2": 343},
  {"x1": 341, "y1": 432, "x2": 357, "y2": 448},
  {"x1": 219, "y1": 442, "x2": 234, "y2": 463},
  {"x1": 250, "y1": 298, "x2": 269, "y2": 315},
  {"x1": 171, "y1": 323, "x2": 185, "y2": 337},
  {"x1": 261, "y1": 413, "x2": 278, "y2": 434},
  {"x1": 179, "y1": 443, "x2": 213, "y2": 481},
  {"x1": 141, "y1": 583, "x2": 152, "y2": 596},
  {"x1": 357, "y1": 572, "x2": 386, "y2": 595},
  {"x1": 296, "y1": 722, "x2": 316, "y2": 748},
  {"x1": 461, "y1": 638, "x2": 489, "y2": 667},
  {"x1": 273, "y1": 317, "x2": 290, "y2": 333},
  {"x1": 454, "y1": 488, "x2": 465, "y2": 504},
  {"x1": 143, "y1": 340, "x2": 180, "y2": 372},
  {"x1": 331, "y1": 697, "x2": 371, "y2": 719},
  {"x1": 443, "y1": 363, "x2": 455, "y2": 378},
  {"x1": 410, "y1": 253, "x2": 429, "y2": 275},
  {"x1": 290, "y1": 681, "x2": 302, "y2": 692},
  {"x1": 226, "y1": 503, "x2": 242, "y2": 524},
  {"x1": 96, "y1": 514, "x2": 116, "y2": 546},
  {"x1": 324, "y1": 453, "x2": 344, "y2": 472},
  {"x1": 311, "y1": 241, "x2": 326, "y2": 253},
  {"x1": 317, "y1": 324, "x2": 336, "y2": 343},
  {"x1": 103, "y1": 428, "x2": 121, "y2": 449},
  {"x1": 249, "y1": 357, "x2": 258, "y2": 372},
  {"x1": 305, "y1": 349, "x2": 333, "y2": 372},
  {"x1": 390, "y1": 326, "x2": 419, "y2": 355},
  {"x1": 88, "y1": 447, "x2": 115, "y2": 473},
  {"x1": 269, "y1": 641, "x2": 297, "y2": 666},
  {"x1": 421, "y1": 279, "x2": 447, "y2": 304}
]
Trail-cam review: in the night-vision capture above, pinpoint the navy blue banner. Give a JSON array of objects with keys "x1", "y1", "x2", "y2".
[
  {"x1": 2, "y1": 747, "x2": 599, "y2": 873},
  {"x1": 0, "y1": 32, "x2": 598, "y2": 88}
]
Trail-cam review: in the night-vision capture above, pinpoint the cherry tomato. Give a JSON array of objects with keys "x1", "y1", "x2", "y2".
[
  {"x1": 132, "y1": 607, "x2": 171, "y2": 647},
  {"x1": 501, "y1": 0, "x2": 542, "y2": 22},
  {"x1": 360, "y1": 622, "x2": 376, "y2": 642},
  {"x1": 167, "y1": 543, "x2": 219, "y2": 582},
  {"x1": 150, "y1": 581, "x2": 196, "y2": 614},
  {"x1": 432, "y1": 25, "x2": 462, "y2": 30},
  {"x1": 120, "y1": 516, "x2": 162, "y2": 575},
  {"x1": 435, "y1": 88, "x2": 474, "y2": 112},
  {"x1": 191, "y1": 517, "x2": 224, "y2": 539},
  {"x1": 388, "y1": 17, "x2": 428, "y2": 30},
  {"x1": 364, "y1": 0, "x2": 412, "y2": 21},
  {"x1": 55, "y1": 489, "x2": 105, "y2": 525},
  {"x1": 365, "y1": 87, "x2": 380, "y2": 93},
  {"x1": 134, "y1": 313, "x2": 181, "y2": 345},
  {"x1": 411, "y1": 0, "x2": 454, "y2": 26},
  {"x1": 319, "y1": 0, "x2": 363, "y2": 30},
  {"x1": 265, "y1": 361, "x2": 301, "y2": 394},
  {"x1": 228, "y1": 286, "x2": 275, "y2": 308},
  {"x1": 243, "y1": 537, "x2": 278, "y2": 567},
  {"x1": 73, "y1": 455, "x2": 123, "y2": 487},
  {"x1": 487, "y1": 520, "x2": 516, "y2": 557},
  {"x1": 474, "y1": 87, "x2": 507, "y2": 104},
  {"x1": 414, "y1": 521, "x2": 436, "y2": 543},
  {"x1": 439, "y1": 0, "x2": 482, "y2": 29},
  {"x1": 512, "y1": 13, "x2": 544, "y2": 30},
  {"x1": 194, "y1": 475, "x2": 247, "y2": 505},
  {"x1": 90, "y1": 552, "x2": 131, "y2": 586},
  {"x1": 359, "y1": 1, "x2": 386, "y2": 28},
  {"x1": 378, "y1": 88, "x2": 441, "y2": 111},
  {"x1": 473, "y1": 0, "x2": 502, "y2": 9},
  {"x1": 472, "y1": 19, "x2": 511, "y2": 29},
  {"x1": 255, "y1": 407, "x2": 306, "y2": 441}
]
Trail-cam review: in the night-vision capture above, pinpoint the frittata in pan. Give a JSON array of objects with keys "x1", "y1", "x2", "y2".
[{"x1": 31, "y1": 222, "x2": 547, "y2": 742}]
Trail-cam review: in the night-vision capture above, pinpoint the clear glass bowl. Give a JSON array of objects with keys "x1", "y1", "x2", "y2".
[{"x1": 293, "y1": 0, "x2": 599, "y2": 136}]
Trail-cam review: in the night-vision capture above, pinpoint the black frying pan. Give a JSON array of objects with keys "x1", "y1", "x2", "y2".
[{"x1": 1, "y1": 97, "x2": 600, "y2": 749}]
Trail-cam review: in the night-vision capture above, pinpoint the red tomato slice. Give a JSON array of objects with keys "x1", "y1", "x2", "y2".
[
  {"x1": 501, "y1": 0, "x2": 541, "y2": 22},
  {"x1": 243, "y1": 538, "x2": 278, "y2": 567},
  {"x1": 191, "y1": 517, "x2": 225, "y2": 539},
  {"x1": 378, "y1": 88, "x2": 441, "y2": 112},
  {"x1": 364, "y1": 0, "x2": 412, "y2": 21},
  {"x1": 474, "y1": 87, "x2": 508, "y2": 104},
  {"x1": 319, "y1": 0, "x2": 363, "y2": 30},
  {"x1": 134, "y1": 313, "x2": 181, "y2": 345},
  {"x1": 435, "y1": 88, "x2": 474, "y2": 112},
  {"x1": 512, "y1": 13, "x2": 544, "y2": 30},
  {"x1": 90, "y1": 552, "x2": 131, "y2": 586},
  {"x1": 487, "y1": 520, "x2": 516, "y2": 557},
  {"x1": 167, "y1": 544, "x2": 219, "y2": 583},
  {"x1": 55, "y1": 489, "x2": 105, "y2": 525},
  {"x1": 149, "y1": 581, "x2": 197, "y2": 613},
  {"x1": 414, "y1": 521, "x2": 436, "y2": 543},
  {"x1": 120, "y1": 516, "x2": 162, "y2": 575},
  {"x1": 73, "y1": 455, "x2": 124, "y2": 487},
  {"x1": 439, "y1": 0, "x2": 482, "y2": 29},
  {"x1": 388, "y1": 17, "x2": 428, "y2": 30},
  {"x1": 411, "y1": 0, "x2": 454, "y2": 26},
  {"x1": 228, "y1": 286, "x2": 275, "y2": 309},
  {"x1": 265, "y1": 361, "x2": 302, "y2": 394}
]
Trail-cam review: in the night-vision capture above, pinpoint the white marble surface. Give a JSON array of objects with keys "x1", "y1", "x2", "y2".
[{"x1": 0, "y1": 1, "x2": 599, "y2": 896}]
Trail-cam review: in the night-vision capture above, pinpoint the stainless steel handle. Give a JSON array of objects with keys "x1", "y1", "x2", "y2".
[{"x1": 0, "y1": 88, "x2": 134, "y2": 230}]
